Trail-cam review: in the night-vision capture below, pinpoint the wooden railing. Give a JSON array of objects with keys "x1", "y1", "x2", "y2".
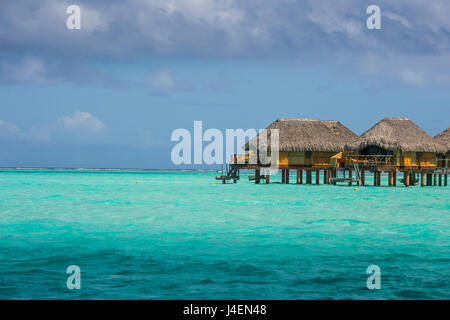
[{"x1": 331, "y1": 153, "x2": 394, "y2": 167}]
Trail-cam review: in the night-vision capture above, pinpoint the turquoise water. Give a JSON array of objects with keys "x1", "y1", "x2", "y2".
[{"x1": 0, "y1": 169, "x2": 448, "y2": 299}]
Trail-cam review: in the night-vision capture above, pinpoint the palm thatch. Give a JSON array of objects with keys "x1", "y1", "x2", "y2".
[
  {"x1": 347, "y1": 117, "x2": 446, "y2": 153},
  {"x1": 244, "y1": 118, "x2": 358, "y2": 152},
  {"x1": 434, "y1": 127, "x2": 450, "y2": 153}
]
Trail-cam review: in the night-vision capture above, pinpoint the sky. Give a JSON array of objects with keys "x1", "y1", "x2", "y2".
[{"x1": 0, "y1": 0, "x2": 449, "y2": 169}]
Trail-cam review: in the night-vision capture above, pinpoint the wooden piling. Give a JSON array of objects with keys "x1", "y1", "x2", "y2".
[
  {"x1": 306, "y1": 170, "x2": 312, "y2": 184},
  {"x1": 445, "y1": 174, "x2": 448, "y2": 186},
  {"x1": 377, "y1": 171, "x2": 381, "y2": 186},
  {"x1": 434, "y1": 173, "x2": 437, "y2": 186},
  {"x1": 297, "y1": 168, "x2": 303, "y2": 184},
  {"x1": 421, "y1": 172, "x2": 425, "y2": 187},
  {"x1": 404, "y1": 171, "x2": 410, "y2": 187},
  {"x1": 266, "y1": 169, "x2": 270, "y2": 184},
  {"x1": 360, "y1": 170, "x2": 365, "y2": 186},
  {"x1": 393, "y1": 171, "x2": 397, "y2": 186},
  {"x1": 323, "y1": 170, "x2": 328, "y2": 184},
  {"x1": 281, "y1": 169, "x2": 286, "y2": 184},
  {"x1": 389, "y1": 171, "x2": 394, "y2": 186},
  {"x1": 439, "y1": 174, "x2": 442, "y2": 186},
  {"x1": 348, "y1": 170, "x2": 352, "y2": 186},
  {"x1": 373, "y1": 171, "x2": 377, "y2": 186},
  {"x1": 255, "y1": 169, "x2": 260, "y2": 184},
  {"x1": 286, "y1": 169, "x2": 290, "y2": 184},
  {"x1": 316, "y1": 170, "x2": 320, "y2": 185}
]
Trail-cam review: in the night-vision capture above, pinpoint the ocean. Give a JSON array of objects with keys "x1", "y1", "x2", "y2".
[{"x1": 0, "y1": 169, "x2": 448, "y2": 299}]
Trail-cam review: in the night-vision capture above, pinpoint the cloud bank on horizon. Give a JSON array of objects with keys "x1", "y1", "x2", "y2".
[{"x1": 0, "y1": 0, "x2": 450, "y2": 88}]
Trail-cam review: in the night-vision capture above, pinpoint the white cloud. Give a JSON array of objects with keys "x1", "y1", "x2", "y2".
[
  {"x1": 0, "y1": 56, "x2": 56, "y2": 85},
  {"x1": 139, "y1": 69, "x2": 195, "y2": 96},
  {"x1": 398, "y1": 69, "x2": 425, "y2": 86},
  {"x1": 56, "y1": 111, "x2": 106, "y2": 132},
  {"x1": 0, "y1": 111, "x2": 107, "y2": 144}
]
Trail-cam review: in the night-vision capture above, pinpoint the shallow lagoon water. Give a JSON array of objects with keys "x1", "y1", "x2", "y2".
[{"x1": 0, "y1": 169, "x2": 448, "y2": 299}]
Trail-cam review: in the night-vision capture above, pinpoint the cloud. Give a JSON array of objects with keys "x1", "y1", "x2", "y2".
[
  {"x1": 0, "y1": 56, "x2": 57, "y2": 85},
  {"x1": 1, "y1": 1, "x2": 450, "y2": 87},
  {"x1": 139, "y1": 69, "x2": 195, "y2": 96},
  {"x1": 0, "y1": 111, "x2": 107, "y2": 145}
]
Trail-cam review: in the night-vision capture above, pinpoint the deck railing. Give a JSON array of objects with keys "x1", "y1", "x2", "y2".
[{"x1": 331, "y1": 153, "x2": 394, "y2": 167}]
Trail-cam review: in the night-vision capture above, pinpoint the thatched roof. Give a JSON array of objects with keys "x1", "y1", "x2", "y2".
[
  {"x1": 244, "y1": 118, "x2": 358, "y2": 152},
  {"x1": 347, "y1": 117, "x2": 446, "y2": 153},
  {"x1": 434, "y1": 127, "x2": 450, "y2": 153}
]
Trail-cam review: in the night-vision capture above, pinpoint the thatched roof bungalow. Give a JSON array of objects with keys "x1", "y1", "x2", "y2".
[
  {"x1": 245, "y1": 118, "x2": 358, "y2": 168},
  {"x1": 347, "y1": 117, "x2": 445, "y2": 169},
  {"x1": 434, "y1": 127, "x2": 450, "y2": 168}
]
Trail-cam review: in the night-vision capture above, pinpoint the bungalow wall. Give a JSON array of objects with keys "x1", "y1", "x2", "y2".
[
  {"x1": 394, "y1": 151, "x2": 437, "y2": 169},
  {"x1": 437, "y1": 152, "x2": 449, "y2": 168},
  {"x1": 276, "y1": 151, "x2": 335, "y2": 167}
]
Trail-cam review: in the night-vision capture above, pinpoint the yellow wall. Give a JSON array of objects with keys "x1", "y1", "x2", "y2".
[
  {"x1": 400, "y1": 151, "x2": 436, "y2": 168},
  {"x1": 276, "y1": 151, "x2": 335, "y2": 167}
]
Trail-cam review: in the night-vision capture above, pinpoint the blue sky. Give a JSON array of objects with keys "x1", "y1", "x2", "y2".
[{"x1": 0, "y1": 0, "x2": 449, "y2": 168}]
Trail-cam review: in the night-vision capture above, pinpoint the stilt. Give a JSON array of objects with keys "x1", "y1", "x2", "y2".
[
  {"x1": 316, "y1": 170, "x2": 320, "y2": 185},
  {"x1": 306, "y1": 170, "x2": 312, "y2": 184},
  {"x1": 404, "y1": 171, "x2": 410, "y2": 187},
  {"x1": 266, "y1": 169, "x2": 270, "y2": 184},
  {"x1": 332, "y1": 169, "x2": 337, "y2": 185},
  {"x1": 348, "y1": 169, "x2": 352, "y2": 186},
  {"x1": 434, "y1": 173, "x2": 437, "y2": 186},
  {"x1": 299, "y1": 169, "x2": 303, "y2": 184},
  {"x1": 327, "y1": 169, "x2": 332, "y2": 184},
  {"x1": 445, "y1": 174, "x2": 448, "y2": 186},
  {"x1": 426, "y1": 173, "x2": 431, "y2": 186},
  {"x1": 361, "y1": 170, "x2": 365, "y2": 186},
  {"x1": 439, "y1": 174, "x2": 442, "y2": 186},
  {"x1": 281, "y1": 169, "x2": 286, "y2": 184},
  {"x1": 377, "y1": 171, "x2": 381, "y2": 186},
  {"x1": 393, "y1": 171, "x2": 397, "y2": 186},
  {"x1": 323, "y1": 170, "x2": 328, "y2": 184},
  {"x1": 389, "y1": 172, "x2": 393, "y2": 186},
  {"x1": 373, "y1": 172, "x2": 377, "y2": 186},
  {"x1": 255, "y1": 169, "x2": 260, "y2": 184},
  {"x1": 286, "y1": 169, "x2": 290, "y2": 184},
  {"x1": 421, "y1": 172, "x2": 425, "y2": 187}
]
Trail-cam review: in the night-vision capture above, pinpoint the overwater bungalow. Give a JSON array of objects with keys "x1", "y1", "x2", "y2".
[
  {"x1": 228, "y1": 118, "x2": 358, "y2": 184},
  {"x1": 434, "y1": 127, "x2": 449, "y2": 186},
  {"x1": 345, "y1": 117, "x2": 446, "y2": 186}
]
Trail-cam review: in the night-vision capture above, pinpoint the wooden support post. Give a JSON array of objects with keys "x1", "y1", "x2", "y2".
[
  {"x1": 286, "y1": 169, "x2": 290, "y2": 184},
  {"x1": 333, "y1": 169, "x2": 337, "y2": 185},
  {"x1": 373, "y1": 172, "x2": 377, "y2": 186},
  {"x1": 361, "y1": 170, "x2": 365, "y2": 186},
  {"x1": 327, "y1": 169, "x2": 332, "y2": 184},
  {"x1": 297, "y1": 169, "x2": 303, "y2": 184},
  {"x1": 306, "y1": 170, "x2": 312, "y2": 184},
  {"x1": 316, "y1": 170, "x2": 320, "y2": 185},
  {"x1": 439, "y1": 174, "x2": 442, "y2": 186},
  {"x1": 434, "y1": 173, "x2": 437, "y2": 186},
  {"x1": 281, "y1": 169, "x2": 285, "y2": 184},
  {"x1": 421, "y1": 172, "x2": 425, "y2": 187},
  {"x1": 255, "y1": 169, "x2": 261, "y2": 184},
  {"x1": 348, "y1": 170, "x2": 352, "y2": 186},
  {"x1": 388, "y1": 172, "x2": 393, "y2": 186},
  {"x1": 426, "y1": 173, "x2": 431, "y2": 186},
  {"x1": 393, "y1": 171, "x2": 397, "y2": 186},
  {"x1": 266, "y1": 169, "x2": 270, "y2": 184},
  {"x1": 445, "y1": 174, "x2": 448, "y2": 186},
  {"x1": 377, "y1": 171, "x2": 381, "y2": 186},
  {"x1": 323, "y1": 170, "x2": 328, "y2": 184},
  {"x1": 404, "y1": 171, "x2": 410, "y2": 187}
]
